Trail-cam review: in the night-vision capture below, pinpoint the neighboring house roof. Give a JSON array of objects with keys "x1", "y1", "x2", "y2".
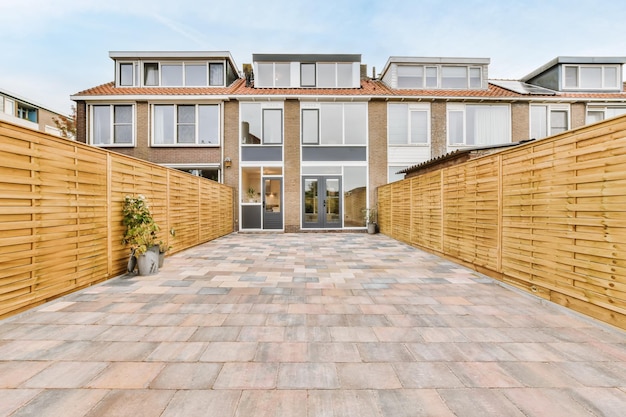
[
  {"x1": 253, "y1": 54, "x2": 361, "y2": 63},
  {"x1": 521, "y1": 56, "x2": 626, "y2": 83},
  {"x1": 71, "y1": 78, "x2": 626, "y2": 101},
  {"x1": 72, "y1": 79, "x2": 396, "y2": 99},
  {"x1": 71, "y1": 80, "x2": 244, "y2": 99},
  {"x1": 1, "y1": 87, "x2": 69, "y2": 116},
  {"x1": 399, "y1": 139, "x2": 536, "y2": 177}
]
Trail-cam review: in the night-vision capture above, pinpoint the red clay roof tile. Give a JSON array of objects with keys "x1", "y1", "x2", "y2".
[{"x1": 72, "y1": 79, "x2": 626, "y2": 100}]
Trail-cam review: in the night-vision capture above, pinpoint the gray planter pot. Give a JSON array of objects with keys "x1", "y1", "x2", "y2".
[
  {"x1": 367, "y1": 223, "x2": 377, "y2": 234},
  {"x1": 137, "y1": 248, "x2": 159, "y2": 276}
]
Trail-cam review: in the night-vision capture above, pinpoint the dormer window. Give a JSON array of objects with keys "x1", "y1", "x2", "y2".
[
  {"x1": 141, "y1": 61, "x2": 226, "y2": 87},
  {"x1": 393, "y1": 64, "x2": 484, "y2": 90},
  {"x1": 252, "y1": 54, "x2": 361, "y2": 88},
  {"x1": 257, "y1": 63, "x2": 290, "y2": 87},
  {"x1": 301, "y1": 63, "x2": 316, "y2": 87},
  {"x1": 563, "y1": 65, "x2": 620, "y2": 90},
  {"x1": 317, "y1": 63, "x2": 353, "y2": 88},
  {"x1": 119, "y1": 63, "x2": 136, "y2": 86}
]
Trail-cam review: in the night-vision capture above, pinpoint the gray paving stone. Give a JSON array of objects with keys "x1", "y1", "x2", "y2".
[{"x1": 1, "y1": 233, "x2": 625, "y2": 417}]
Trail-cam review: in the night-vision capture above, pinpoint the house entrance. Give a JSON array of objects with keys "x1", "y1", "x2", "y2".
[{"x1": 302, "y1": 176, "x2": 342, "y2": 229}]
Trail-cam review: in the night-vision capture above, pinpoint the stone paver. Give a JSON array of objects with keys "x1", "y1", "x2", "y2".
[{"x1": 1, "y1": 232, "x2": 625, "y2": 416}]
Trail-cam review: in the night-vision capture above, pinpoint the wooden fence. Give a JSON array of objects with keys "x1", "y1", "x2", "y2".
[
  {"x1": 378, "y1": 115, "x2": 626, "y2": 330},
  {"x1": 0, "y1": 121, "x2": 233, "y2": 318}
]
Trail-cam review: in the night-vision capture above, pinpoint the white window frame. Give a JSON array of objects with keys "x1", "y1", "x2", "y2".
[
  {"x1": 387, "y1": 103, "x2": 430, "y2": 145},
  {"x1": 151, "y1": 103, "x2": 220, "y2": 146},
  {"x1": 255, "y1": 62, "x2": 291, "y2": 88},
  {"x1": 301, "y1": 102, "x2": 367, "y2": 146},
  {"x1": 562, "y1": 64, "x2": 621, "y2": 90},
  {"x1": 530, "y1": 104, "x2": 570, "y2": 139},
  {"x1": 240, "y1": 102, "x2": 284, "y2": 145},
  {"x1": 141, "y1": 61, "x2": 225, "y2": 87},
  {"x1": 117, "y1": 62, "x2": 137, "y2": 87},
  {"x1": 395, "y1": 64, "x2": 482, "y2": 89},
  {"x1": 586, "y1": 105, "x2": 626, "y2": 124},
  {"x1": 447, "y1": 103, "x2": 511, "y2": 147},
  {"x1": 89, "y1": 104, "x2": 135, "y2": 147}
]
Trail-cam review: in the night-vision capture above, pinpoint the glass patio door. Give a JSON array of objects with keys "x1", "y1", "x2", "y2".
[
  {"x1": 262, "y1": 178, "x2": 282, "y2": 229},
  {"x1": 302, "y1": 176, "x2": 342, "y2": 229}
]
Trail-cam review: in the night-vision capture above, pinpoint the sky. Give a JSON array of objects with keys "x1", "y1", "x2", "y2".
[{"x1": 2, "y1": 0, "x2": 626, "y2": 115}]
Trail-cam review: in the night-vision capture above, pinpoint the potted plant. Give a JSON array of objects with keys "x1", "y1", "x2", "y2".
[
  {"x1": 122, "y1": 195, "x2": 160, "y2": 275},
  {"x1": 157, "y1": 240, "x2": 172, "y2": 268},
  {"x1": 363, "y1": 207, "x2": 378, "y2": 234},
  {"x1": 247, "y1": 186, "x2": 256, "y2": 202}
]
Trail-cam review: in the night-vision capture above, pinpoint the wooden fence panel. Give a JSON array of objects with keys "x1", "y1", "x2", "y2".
[
  {"x1": 409, "y1": 171, "x2": 442, "y2": 252},
  {"x1": 378, "y1": 115, "x2": 626, "y2": 330},
  {"x1": 0, "y1": 121, "x2": 233, "y2": 318}
]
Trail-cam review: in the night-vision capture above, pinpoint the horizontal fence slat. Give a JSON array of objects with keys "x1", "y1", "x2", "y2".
[
  {"x1": 379, "y1": 114, "x2": 626, "y2": 330},
  {"x1": 0, "y1": 120, "x2": 233, "y2": 319}
]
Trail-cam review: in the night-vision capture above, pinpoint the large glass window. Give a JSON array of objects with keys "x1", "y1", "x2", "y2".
[
  {"x1": 186, "y1": 64, "x2": 207, "y2": 86},
  {"x1": 530, "y1": 104, "x2": 569, "y2": 139},
  {"x1": 255, "y1": 63, "x2": 290, "y2": 87},
  {"x1": 274, "y1": 63, "x2": 291, "y2": 87},
  {"x1": 301, "y1": 63, "x2": 316, "y2": 87},
  {"x1": 142, "y1": 62, "x2": 225, "y2": 87},
  {"x1": 448, "y1": 104, "x2": 510, "y2": 146},
  {"x1": 316, "y1": 63, "x2": 354, "y2": 88},
  {"x1": 388, "y1": 103, "x2": 429, "y2": 145},
  {"x1": 337, "y1": 63, "x2": 353, "y2": 87},
  {"x1": 564, "y1": 65, "x2": 620, "y2": 90},
  {"x1": 209, "y1": 63, "x2": 224, "y2": 86},
  {"x1": 397, "y1": 66, "x2": 423, "y2": 88},
  {"x1": 161, "y1": 64, "x2": 183, "y2": 86},
  {"x1": 317, "y1": 63, "x2": 336, "y2": 88},
  {"x1": 17, "y1": 104, "x2": 38, "y2": 123},
  {"x1": 92, "y1": 104, "x2": 133, "y2": 145},
  {"x1": 303, "y1": 103, "x2": 366, "y2": 145},
  {"x1": 144, "y1": 63, "x2": 159, "y2": 86},
  {"x1": 153, "y1": 104, "x2": 219, "y2": 145},
  {"x1": 442, "y1": 66, "x2": 468, "y2": 88},
  {"x1": 469, "y1": 67, "x2": 482, "y2": 88},
  {"x1": 586, "y1": 106, "x2": 626, "y2": 123},
  {"x1": 241, "y1": 103, "x2": 283, "y2": 145},
  {"x1": 425, "y1": 67, "x2": 438, "y2": 87},
  {"x1": 343, "y1": 166, "x2": 367, "y2": 228},
  {"x1": 263, "y1": 109, "x2": 283, "y2": 144},
  {"x1": 302, "y1": 109, "x2": 319, "y2": 144},
  {"x1": 120, "y1": 63, "x2": 134, "y2": 86}
]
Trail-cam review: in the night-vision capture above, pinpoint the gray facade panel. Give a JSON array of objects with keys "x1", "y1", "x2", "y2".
[
  {"x1": 242, "y1": 146, "x2": 282, "y2": 162},
  {"x1": 302, "y1": 146, "x2": 367, "y2": 162}
]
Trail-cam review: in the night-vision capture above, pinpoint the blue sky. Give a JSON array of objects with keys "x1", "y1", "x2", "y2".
[{"x1": 2, "y1": 0, "x2": 626, "y2": 115}]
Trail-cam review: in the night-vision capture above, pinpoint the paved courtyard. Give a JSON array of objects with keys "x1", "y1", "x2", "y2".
[{"x1": 0, "y1": 233, "x2": 625, "y2": 416}]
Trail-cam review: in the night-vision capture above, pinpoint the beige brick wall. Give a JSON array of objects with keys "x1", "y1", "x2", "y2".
[
  {"x1": 368, "y1": 100, "x2": 387, "y2": 207},
  {"x1": 571, "y1": 102, "x2": 587, "y2": 129},
  {"x1": 431, "y1": 101, "x2": 447, "y2": 158},
  {"x1": 511, "y1": 102, "x2": 530, "y2": 142},
  {"x1": 223, "y1": 100, "x2": 239, "y2": 229},
  {"x1": 284, "y1": 99, "x2": 300, "y2": 232}
]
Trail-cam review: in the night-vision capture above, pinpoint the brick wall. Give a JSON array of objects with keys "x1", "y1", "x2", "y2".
[
  {"x1": 511, "y1": 102, "x2": 530, "y2": 141},
  {"x1": 76, "y1": 101, "x2": 87, "y2": 143},
  {"x1": 368, "y1": 100, "x2": 387, "y2": 207},
  {"x1": 284, "y1": 99, "x2": 300, "y2": 232},
  {"x1": 570, "y1": 102, "x2": 586, "y2": 129},
  {"x1": 223, "y1": 101, "x2": 239, "y2": 228},
  {"x1": 431, "y1": 101, "x2": 447, "y2": 158}
]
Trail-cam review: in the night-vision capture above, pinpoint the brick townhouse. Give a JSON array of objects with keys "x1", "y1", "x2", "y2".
[{"x1": 71, "y1": 52, "x2": 626, "y2": 232}]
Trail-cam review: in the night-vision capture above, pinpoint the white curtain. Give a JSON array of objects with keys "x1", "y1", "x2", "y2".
[
  {"x1": 154, "y1": 105, "x2": 174, "y2": 144},
  {"x1": 469, "y1": 105, "x2": 508, "y2": 145},
  {"x1": 93, "y1": 106, "x2": 110, "y2": 144}
]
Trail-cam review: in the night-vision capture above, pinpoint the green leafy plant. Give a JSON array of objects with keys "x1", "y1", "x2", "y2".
[
  {"x1": 122, "y1": 195, "x2": 160, "y2": 256},
  {"x1": 247, "y1": 186, "x2": 256, "y2": 200},
  {"x1": 362, "y1": 207, "x2": 378, "y2": 225}
]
